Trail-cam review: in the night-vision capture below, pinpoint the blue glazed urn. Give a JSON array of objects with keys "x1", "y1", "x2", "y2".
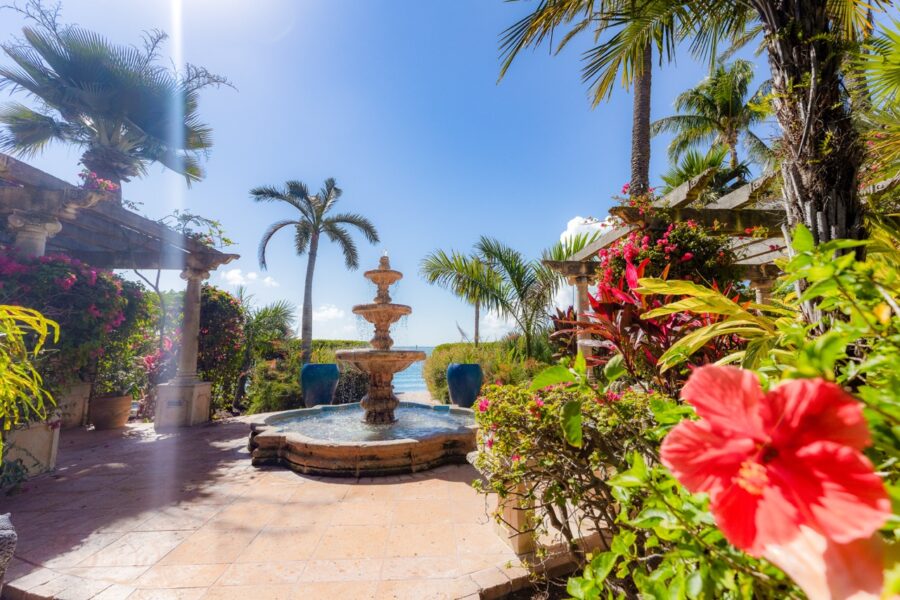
[
  {"x1": 301, "y1": 364, "x2": 340, "y2": 408},
  {"x1": 446, "y1": 363, "x2": 483, "y2": 408}
]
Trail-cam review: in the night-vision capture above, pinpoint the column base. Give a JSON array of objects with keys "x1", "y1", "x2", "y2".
[{"x1": 154, "y1": 379, "x2": 212, "y2": 430}]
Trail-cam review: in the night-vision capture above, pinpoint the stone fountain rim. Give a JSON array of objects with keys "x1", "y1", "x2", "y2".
[
  {"x1": 249, "y1": 400, "x2": 477, "y2": 448},
  {"x1": 350, "y1": 303, "x2": 412, "y2": 313}
]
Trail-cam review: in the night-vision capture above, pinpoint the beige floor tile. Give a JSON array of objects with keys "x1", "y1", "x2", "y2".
[
  {"x1": 160, "y1": 528, "x2": 259, "y2": 565},
  {"x1": 216, "y1": 561, "x2": 306, "y2": 586},
  {"x1": 455, "y1": 524, "x2": 517, "y2": 556},
  {"x1": 235, "y1": 525, "x2": 325, "y2": 563},
  {"x1": 135, "y1": 564, "x2": 228, "y2": 588},
  {"x1": 291, "y1": 581, "x2": 379, "y2": 600},
  {"x1": 77, "y1": 531, "x2": 191, "y2": 567},
  {"x1": 59, "y1": 565, "x2": 149, "y2": 584},
  {"x1": 380, "y1": 557, "x2": 463, "y2": 580},
  {"x1": 16, "y1": 532, "x2": 124, "y2": 568},
  {"x1": 271, "y1": 503, "x2": 336, "y2": 527},
  {"x1": 298, "y1": 558, "x2": 383, "y2": 582},
  {"x1": 203, "y1": 500, "x2": 277, "y2": 531},
  {"x1": 312, "y1": 525, "x2": 390, "y2": 559},
  {"x1": 384, "y1": 524, "x2": 458, "y2": 558},
  {"x1": 128, "y1": 588, "x2": 208, "y2": 600},
  {"x1": 329, "y1": 500, "x2": 395, "y2": 526},
  {"x1": 376, "y1": 578, "x2": 461, "y2": 599},
  {"x1": 391, "y1": 500, "x2": 456, "y2": 525},
  {"x1": 137, "y1": 504, "x2": 221, "y2": 531},
  {"x1": 203, "y1": 584, "x2": 295, "y2": 600},
  {"x1": 288, "y1": 481, "x2": 351, "y2": 504}
]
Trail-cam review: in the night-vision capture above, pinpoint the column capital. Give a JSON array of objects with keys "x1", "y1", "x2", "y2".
[
  {"x1": 7, "y1": 212, "x2": 63, "y2": 236},
  {"x1": 180, "y1": 267, "x2": 210, "y2": 282}
]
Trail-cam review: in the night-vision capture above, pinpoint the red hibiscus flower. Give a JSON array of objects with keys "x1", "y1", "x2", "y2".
[
  {"x1": 661, "y1": 366, "x2": 890, "y2": 598},
  {"x1": 662, "y1": 365, "x2": 889, "y2": 554}
]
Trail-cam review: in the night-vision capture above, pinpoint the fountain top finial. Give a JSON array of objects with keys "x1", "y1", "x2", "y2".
[{"x1": 379, "y1": 254, "x2": 391, "y2": 270}]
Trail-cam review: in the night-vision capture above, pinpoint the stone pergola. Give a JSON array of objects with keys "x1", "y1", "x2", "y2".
[
  {"x1": 545, "y1": 170, "x2": 791, "y2": 359},
  {"x1": 0, "y1": 153, "x2": 238, "y2": 430}
]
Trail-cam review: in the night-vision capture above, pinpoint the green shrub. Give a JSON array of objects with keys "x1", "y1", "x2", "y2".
[
  {"x1": 423, "y1": 341, "x2": 548, "y2": 402},
  {"x1": 334, "y1": 367, "x2": 369, "y2": 404}
]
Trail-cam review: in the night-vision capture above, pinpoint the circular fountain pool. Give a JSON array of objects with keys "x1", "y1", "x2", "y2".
[{"x1": 248, "y1": 402, "x2": 477, "y2": 477}]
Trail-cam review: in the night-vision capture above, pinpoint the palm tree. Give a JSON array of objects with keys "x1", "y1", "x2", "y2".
[
  {"x1": 651, "y1": 60, "x2": 773, "y2": 169},
  {"x1": 232, "y1": 287, "x2": 295, "y2": 412},
  {"x1": 421, "y1": 234, "x2": 596, "y2": 358},
  {"x1": 252, "y1": 178, "x2": 379, "y2": 364},
  {"x1": 498, "y1": 1, "x2": 747, "y2": 197},
  {"x1": 0, "y1": 3, "x2": 228, "y2": 191},
  {"x1": 420, "y1": 251, "x2": 492, "y2": 346},
  {"x1": 659, "y1": 145, "x2": 751, "y2": 200}
]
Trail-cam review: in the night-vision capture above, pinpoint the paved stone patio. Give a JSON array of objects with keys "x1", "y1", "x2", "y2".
[{"x1": 1, "y1": 421, "x2": 529, "y2": 600}]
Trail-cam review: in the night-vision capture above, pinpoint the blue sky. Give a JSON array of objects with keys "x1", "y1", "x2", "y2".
[{"x1": 0, "y1": 0, "x2": 772, "y2": 345}]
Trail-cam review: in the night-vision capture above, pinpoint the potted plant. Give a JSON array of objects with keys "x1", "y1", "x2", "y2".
[{"x1": 89, "y1": 365, "x2": 139, "y2": 430}]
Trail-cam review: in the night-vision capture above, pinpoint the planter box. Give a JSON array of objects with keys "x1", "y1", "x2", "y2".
[
  {"x1": 3, "y1": 421, "x2": 60, "y2": 476},
  {"x1": 56, "y1": 382, "x2": 91, "y2": 429}
]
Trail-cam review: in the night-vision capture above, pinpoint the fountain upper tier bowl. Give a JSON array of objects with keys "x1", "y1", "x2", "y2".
[
  {"x1": 248, "y1": 401, "x2": 476, "y2": 476},
  {"x1": 334, "y1": 348, "x2": 425, "y2": 375}
]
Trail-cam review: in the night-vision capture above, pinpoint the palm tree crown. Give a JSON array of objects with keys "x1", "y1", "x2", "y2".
[
  {"x1": 651, "y1": 59, "x2": 773, "y2": 169},
  {"x1": 0, "y1": 6, "x2": 229, "y2": 187},
  {"x1": 252, "y1": 178, "x2": 379, "y2": 364}
]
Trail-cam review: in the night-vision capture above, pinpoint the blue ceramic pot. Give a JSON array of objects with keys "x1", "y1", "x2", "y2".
[
  {"x1": 301, "y1": 363, "x2": 340, "y2": 408},
  {"x1": 446, "y1": 363, "x2": 483, "y2": 408}
]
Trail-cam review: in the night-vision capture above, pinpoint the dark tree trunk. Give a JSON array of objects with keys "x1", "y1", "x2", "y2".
[
  {"x1": 751, "y1": 0, "x2": 864, "y2": 243},
  {"x1": 474, "y1": 301, "x2": 480, "y2": 347},
  {"x1": 630, "y1": 41, "x2": 653, "y2": 196},
  {"x1": 300, "y1": 234, "x2": 319, "y2": 364}
]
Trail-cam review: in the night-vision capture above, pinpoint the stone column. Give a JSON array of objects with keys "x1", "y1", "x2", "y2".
[
  {"x1": 175, "y1": 267, "x2": 207, "y2": 381},
  {"x1": 7, "y1": 213, "x2": 62, "y2": 257},
  {"x1": 155, "y1": 267, "x2": 213, "y2": 430},
  {"x1": 574, "y1": 276, "x2": 593, "y2": 377},
  {"x1": 753, "y1": 279, "x2": 775, "y2": 304}
]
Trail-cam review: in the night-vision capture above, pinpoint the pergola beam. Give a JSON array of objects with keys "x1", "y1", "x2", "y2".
[{"x1": 610, "y1": 205, "x2": 785, "y2": 234}]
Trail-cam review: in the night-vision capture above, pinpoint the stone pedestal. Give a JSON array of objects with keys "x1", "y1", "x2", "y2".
[
  {"x1": 4, "y1": 421, "x2": 60, "y2": 475},
  {"x1": 154, "y1": 379, "x2": 212, "y2": 430},
  {"x1": 494, "y1": 482, "x2": 536, "y2": 555},
  {"x1": 57, "y1": 382, "x2": 91, "y2": 429}
]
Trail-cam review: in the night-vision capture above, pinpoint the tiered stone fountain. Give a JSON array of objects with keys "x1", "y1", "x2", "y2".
[
  {"x1": 335, "y1": 255, "x2": 425, "y2": 424},
  {"x1": 247, "y1": 256, "x2": 476, "y2": 476}
]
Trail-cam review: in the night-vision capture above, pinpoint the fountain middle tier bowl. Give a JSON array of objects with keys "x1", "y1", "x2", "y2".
[
  {"x1": 351, "y1": 303, "x2": 411, "y2": 323},
  {"x1": 248, "y1": 402, "x2": 477, "y2": 476},
  {"x1": 334, "y1": 348, "x2": 426, "y2": 374}
]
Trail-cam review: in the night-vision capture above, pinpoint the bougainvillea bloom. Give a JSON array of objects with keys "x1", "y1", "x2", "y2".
[{"x1": 661, "y1": 365, "x2": 890, "y2": 556}]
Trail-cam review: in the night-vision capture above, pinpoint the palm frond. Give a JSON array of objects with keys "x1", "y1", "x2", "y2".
[
  {"x1": 323, "y1": 223, "x2": 359, "y2": 270},
  {"x1": 257, "y1": 219, "x2": 298, "y2": 270},
  {"x1": 326, "y1": 212, "x2": 380, "y2": 244}
]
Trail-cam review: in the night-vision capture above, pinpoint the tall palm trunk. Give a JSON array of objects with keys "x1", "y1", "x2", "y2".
[
  {"x1": 474, "y1": 301, "x2": 480, "y2": 347},
  {"x1": 300, "y1": 234, "x2": 319, "y2": 364},
  {"x1": 752, "y1": 0, "x2": 864, "y2": 243},
  {"x1": 630, "y1": 42, "x2": 653, "y2": 196}
]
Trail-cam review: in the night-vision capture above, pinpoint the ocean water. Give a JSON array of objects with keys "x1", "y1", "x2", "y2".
[{"x1": 392, "y1": 346, "x2": 432, "y2": 393}]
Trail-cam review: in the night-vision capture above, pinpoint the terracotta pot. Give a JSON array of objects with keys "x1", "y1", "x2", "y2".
[{"x1": 89, "y1": 395, "x2": 131, "y2": 430}]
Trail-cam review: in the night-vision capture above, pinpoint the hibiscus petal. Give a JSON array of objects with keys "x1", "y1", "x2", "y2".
[
  {"x1": 713, "y1": 471, "x2": 800, "y2": 555},
  {"x1": 763, "y1": 378, "x2": 871, "y2": 451},
  {"x1": 770, "y1": 442, "x2": 891, "y2": 545},
  {"x1": 763, "y1": 525, "x2": 885, "y2": 600},
  {"x1": 680, "y1": 365, "x2": 766, "y2": 438},
  {"x1": 661, "y1": 419, "x2": 754, "y2": 499}
]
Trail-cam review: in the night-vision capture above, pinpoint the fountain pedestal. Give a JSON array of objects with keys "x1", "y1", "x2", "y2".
[{"x1": 336, "y1": 256, "x2": 425, "y2": 424}]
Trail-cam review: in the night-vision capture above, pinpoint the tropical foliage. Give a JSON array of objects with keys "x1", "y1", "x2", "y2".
[
  {"x1": 651, "y1": 60, "x2": 772, "y2": 168},
  {"x1": 0, "y1": 0, "x2": 229, "y2": 187},
  {"x1": 0, "y1": 305, "x2": 57, "y2": 453},
  {"x1": 197, "y1": 285, "x2": 246, "y2": 413},
  {"x1": 253, "y1": 178, "x2": 379, "y2": 364},
  {"x1": 659, "y1": 145, "x2": 750, "y2": 200}
]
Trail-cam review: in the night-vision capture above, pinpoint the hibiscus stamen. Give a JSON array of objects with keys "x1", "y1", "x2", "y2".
[{"x1": 735, "y1": 460, "x2": 768, "y2": 495}]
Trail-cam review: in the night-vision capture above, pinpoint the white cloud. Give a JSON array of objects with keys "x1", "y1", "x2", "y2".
[
  {"x1": 560, "y1": 215, "x2": 612, "y2": 244},
  {"x1": 219, "y1": 268, "x2": 278, "y2": 288},
  {"x1": 313, "y1": 304, "x2": 345, "y2": 321},
  {"x1": 480, "y1": 311, "x2": 516, "y2": 340}
]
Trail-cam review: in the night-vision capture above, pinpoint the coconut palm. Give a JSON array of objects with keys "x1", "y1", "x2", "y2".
[
  {"x1": 253, "y1": 178, "x2": 379, "y2": 364},
  {"x1": 421, "y1": 233, "x2": 596, "y2": 358},
  {"x1": 0, "y1": 4, "x2": 228, "y2": 190},
  {"x1": 420, "y1": 251, "x2": 492, "y2": 346},
  {"x1": 659, "y1": 145, "x2": 751, "y2": 200},
  {"x1": 651, "y1": 60, "x2": 773, "y2": 169}
]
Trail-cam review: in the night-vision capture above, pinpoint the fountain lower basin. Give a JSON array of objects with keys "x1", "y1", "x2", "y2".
[{"x1": 248, "y1": 401, "x2": 477, "y2": 476}]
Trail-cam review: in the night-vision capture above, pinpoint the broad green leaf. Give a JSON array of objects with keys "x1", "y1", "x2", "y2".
[
  {"x1": 792, "y1": 224, "x2": 814, "y2": 252},
  {"x1": 561, "y1": 399, "x2": 583, "y2": 448},
  {"x1": 573, "y1": 351, "x2": 587, "y2": 377},
  {"x1": 567, "y1": 576, "x2": 597, "y2": 600},
  {"x1": 603, "y1": 353, "x2": 625, "y2": 383},
  {"x1": 587, "y1": 552, "x2": 618, "y2": 584},
  {"x1": 529, "y1": 365, "x2": 574, "y2": 390}
]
